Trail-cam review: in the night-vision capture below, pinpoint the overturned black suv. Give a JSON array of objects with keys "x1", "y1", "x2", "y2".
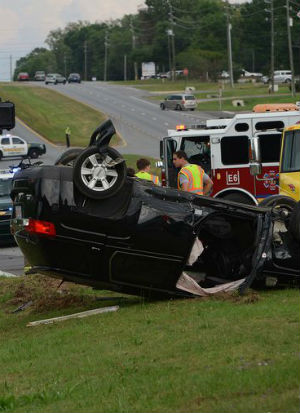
[{"x1": 10, "y1": 120, "x2": 300, "y2": 298}]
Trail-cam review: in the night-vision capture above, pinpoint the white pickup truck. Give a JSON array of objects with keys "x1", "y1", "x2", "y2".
[{"x1": 0, "y1": 134, "x2": 46, "y2": 160}]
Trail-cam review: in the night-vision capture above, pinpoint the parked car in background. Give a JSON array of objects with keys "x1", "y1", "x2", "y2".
[
  {"x1": 274, "y1": 70, "x2": 292, "y2": 83},
  {"x1": 68, "y1": 73, "x2": 81, "y2": 83},
  {"x1": 17, "y1": 72, "x2": 29, "y2": 81},
  {"x1": 156, "y1": 72, "x2": 169, "y2": 79},
  {"x1": 160, "y1": 94, "x2": 197, "y2": 111},
  {"x1": 34, "y1": 71, "x2": 45, "y2": 81},
  {"x1": 0, "y1": 169, "x2": 15, "y2": 245},
  {"x1": 45, "y1": 73, "x2": 66, "y2": 85},
  {"x1": 263, "y1": 71, "x2": 292, "y2": 84}
]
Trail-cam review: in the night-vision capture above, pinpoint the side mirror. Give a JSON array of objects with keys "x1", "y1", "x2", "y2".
[
  {"x1": 249, "y1": 136, "x2": 261, "y2": 162},
  {"x1": 0, "y1": 101, "x2": 15, "y2": 131},
  {"x1": 249, "y1": 162, "x2": 262, "y2": 176},
  {"x1": 249, "y1": 136, "x2": 262, "y2": 176}
]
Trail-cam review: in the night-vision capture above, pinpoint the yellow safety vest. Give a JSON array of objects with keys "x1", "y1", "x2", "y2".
[
  {"x1": 135, "y1": 171, "x2": 160, "y2": 185},
  {"x1": 178, "y1": 164, "x2": 204, "y2": 195}
]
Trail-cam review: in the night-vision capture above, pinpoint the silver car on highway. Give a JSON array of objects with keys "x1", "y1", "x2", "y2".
[{"x1": 160, "y1": 94, "x2": 197, "y2": 111}]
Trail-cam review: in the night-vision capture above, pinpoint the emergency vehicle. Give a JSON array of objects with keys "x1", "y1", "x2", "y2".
[
  {"x1": 0, "y1": 134, "x2": 46, "y2": 160},
  {"x1": 159, "y1": 110, "x2": 300, "y2": 205}
]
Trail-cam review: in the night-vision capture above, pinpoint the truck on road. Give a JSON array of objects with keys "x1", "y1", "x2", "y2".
[
  {"x1": 0, "y1": 134, "x2": 46, "y2": 160},
  {"x1": 141, "y1": 62, "x2": 156, "y2": 80}
]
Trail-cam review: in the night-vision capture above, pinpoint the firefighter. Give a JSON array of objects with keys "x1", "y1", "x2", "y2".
[
  {"x1": 172, "y1": 150, "x2": 213, "y2": 195},
  {"x1": 135, "y1": 158, "x2": 161, "y2": 185}
]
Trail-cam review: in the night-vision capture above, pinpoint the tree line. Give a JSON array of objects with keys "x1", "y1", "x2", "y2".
[{"x1": 14, "y1": 0, "x2": 300, "y2": 81}]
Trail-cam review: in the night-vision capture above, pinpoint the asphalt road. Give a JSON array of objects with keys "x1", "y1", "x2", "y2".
[
  {"x1": 38, "y1": 81, "x2": 222, "y2": 157},
  {"x1": 0, "y1": 81, "x2": 224, "y2": 276}
]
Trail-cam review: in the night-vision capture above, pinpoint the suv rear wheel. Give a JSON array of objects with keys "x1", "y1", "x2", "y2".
[{"x1": 73, "y1": 146, "x2": 126, "y2": 200}]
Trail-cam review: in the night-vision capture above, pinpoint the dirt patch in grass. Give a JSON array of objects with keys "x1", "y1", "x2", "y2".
[{"x1": 1, "y1": 275, "x2": 99, "y2": 313}]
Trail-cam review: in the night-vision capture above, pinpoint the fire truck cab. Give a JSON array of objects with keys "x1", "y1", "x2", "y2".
[{"x1": 160, "y1": 110, "x2": 300, "y2": 204}]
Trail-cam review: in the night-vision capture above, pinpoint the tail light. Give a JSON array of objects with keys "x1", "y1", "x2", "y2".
[
  {"x1": 182, "y1": 100, "x2": 185, "y2": 104},
  {"x1": 24, "y1": 218, "x2": 56, "y2": 237}
]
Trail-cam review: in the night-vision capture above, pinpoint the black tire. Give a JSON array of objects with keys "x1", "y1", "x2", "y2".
[
  {"x1": 176, "y1": 104, "x2": 182, "y2": 111},
  {"x1": 190, "y1": 109, "x2": 195, "y2": 111},
  {"x1": 73, "y1": 146, "x2": 126, "y2": 200},
  {"x1": 28, "y1": 149, "x2": 39, "y2": 159},
  {"x1": 222, "y1": 192, "x2": 254, "y2": 205},
  {"x1": 160, "y1": 103, "x2": 165, "y2": 110},
  {"x1": 0, "y1": 151, "x2": 2, "y2": 161},
  {"x1": 259, "y1": 195, "x2": 296, "y2": 212},
  {"x1": 54, "y1": 148, "x2": 83, "y2": 166},
  {"x1": 288, "y1": 202, "x2": 300, "y2": 242}
]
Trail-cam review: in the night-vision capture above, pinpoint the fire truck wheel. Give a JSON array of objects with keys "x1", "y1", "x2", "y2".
[
  {"x1": 259, "y1": 195, "x2": 296, "y2": 231},
  {"x1": 222, "y1": 193, "x2": 253, "y2": 205},
  {"x1": 259, "y1": 195, "x2": 296, "y2": 212},
  {"x1": 288, "y1": 202, "x2": 300, "y2": 242}
]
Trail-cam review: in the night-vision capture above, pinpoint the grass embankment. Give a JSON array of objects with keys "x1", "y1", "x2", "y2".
[
  {"x1": 0, "y1": 84, "x2": 159, "y2": 170},
  {"x1": 0, "y1": 275, "x2": 299, "y2": 413},
  {"x1": 113, "y1": 79, "x2": 299, "y2": 112},
  {"x1": 0, "y1": 84, "x2": 119, "y2": 147}
]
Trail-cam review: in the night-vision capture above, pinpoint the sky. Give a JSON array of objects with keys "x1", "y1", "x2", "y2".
[{"x1": 0, "y1": 0, "x2": 248, "y2": 81}]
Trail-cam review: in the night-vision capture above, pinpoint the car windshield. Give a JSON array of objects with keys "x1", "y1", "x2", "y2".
[{"x1": 0, "y1": 179, "x2": 12, "y2": 197}]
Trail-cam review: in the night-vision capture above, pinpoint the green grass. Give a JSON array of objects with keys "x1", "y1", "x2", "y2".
[
  {"x1": 197, "y1": 94, "x2": 300, "y2": 112},
  {"x1": 0, "y1": 275, "x2": 299, "y2": 413},
  {"x1": 0, "y1": 84, "x2": 120, "y2": 147}
]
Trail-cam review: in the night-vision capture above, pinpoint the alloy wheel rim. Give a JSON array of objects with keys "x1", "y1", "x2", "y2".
[{"x1": 80, "y1": 154, "x2": 118, "y2": 191}]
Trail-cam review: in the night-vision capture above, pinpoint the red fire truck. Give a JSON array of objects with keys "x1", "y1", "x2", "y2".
[{"x1": 159, "y1": 110, "x2": 300, "y2": 204}]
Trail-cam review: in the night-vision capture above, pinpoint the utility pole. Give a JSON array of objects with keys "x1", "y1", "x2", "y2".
[
  {"x1": 130, "y1": 18, "x2": 138, "y2": 81},
  {"x1": 167, "y1": 0, "x2": 176, "y2": 81},
  {"x1": 167, "y1": 30, "x2": 172, "y2": 72},
  {"x1": 286, "y1": 0, "x2": 295, "y2": 96},
  {"x1": 104, "y1": 31, "x2": 109, "y2": 81},
  {"x1": 84, "y1": 41, "x2": 87, "y2": 81},
  {"x1": 63, "y1": 54, "x2": 67, "y2": 78},
  {"x1": 265, "y1": 0, "x2": 274, "y2": 92},
  {"x1": 225, "y1": 2, "x2": 234, "y2": 88},
  {"x1": 9, "y1": 55, "x2": 12, "y2": 82},
  {"x1": 124, "y1": 54, "x2": 127, "y2": 81}
]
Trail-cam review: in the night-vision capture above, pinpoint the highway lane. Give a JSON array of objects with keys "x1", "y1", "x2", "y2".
[{"x1": 40, "y1": 81, "x2": 220, "y2": 157}]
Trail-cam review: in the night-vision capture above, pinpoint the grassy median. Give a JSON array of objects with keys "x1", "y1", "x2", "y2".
[
  {"x1": 0, "y1": 84, "x2": 120, "y2": 147},
  {"x1": 0, "y1": 275, "x2": 299, "y2": 413}
]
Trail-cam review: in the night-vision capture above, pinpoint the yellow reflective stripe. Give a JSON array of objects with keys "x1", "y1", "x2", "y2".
[
  {"x1": 136, "y1": 171, "x2": 159, "y2": 185},
  {"x1": 178, "y1": 164, "x2": 204, "y2": 194}
]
